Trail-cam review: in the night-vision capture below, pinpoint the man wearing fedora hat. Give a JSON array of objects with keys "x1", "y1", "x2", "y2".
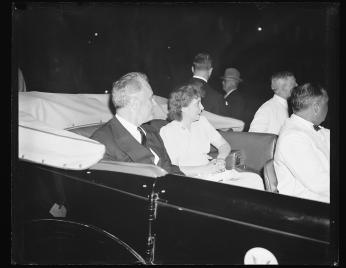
[{"x1": 220, "y1": 67, "x2": 250, "y2": 130}]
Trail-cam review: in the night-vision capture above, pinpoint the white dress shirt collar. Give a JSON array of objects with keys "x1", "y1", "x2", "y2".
[
  {"x1": 290, "y1": 114, "x2": 316, "y2": 131},
  {"x1": 115, "y1": 113, "x2": 142, "y2": 143},
  {"x1": 273, "y1": 94, "x2": 288, "y2": 108},
  {"x1": 193, "y1": 75, "x2": 208, "y2": 83},
  {"x1": 224, "y1": 88, "x2": 237, "y2": 99},
  {"x1": 115, "y1": 114, "x2": 159, "y2": 165}
]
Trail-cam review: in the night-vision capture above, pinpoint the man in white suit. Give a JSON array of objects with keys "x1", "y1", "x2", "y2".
[
  {"x1": 274, "y1": 83, "x2": 329, "y2": 203},
  {"x1": 249, "y1": 71, "x2": 297, "y2": 134}
]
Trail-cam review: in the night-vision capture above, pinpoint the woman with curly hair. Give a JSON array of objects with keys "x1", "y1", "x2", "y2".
[{"x1": 159, "y1": 83, "x2": 264, "y2": 190}]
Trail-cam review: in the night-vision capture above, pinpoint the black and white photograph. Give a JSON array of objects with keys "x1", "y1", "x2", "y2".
[{"x1": 12, "y1": 2, "x2": 339, "y2": 265}]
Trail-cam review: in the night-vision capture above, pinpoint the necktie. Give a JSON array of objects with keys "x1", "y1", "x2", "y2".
[
  {"x1": 138, "y1": 127, "x2": 156, "y2": 164},
  {"x1": 313, "y1": 125, "x2": 321, "y2": 131},
  {"x1": 137, "y1": 127, "x2": 147, "y2": 146}
]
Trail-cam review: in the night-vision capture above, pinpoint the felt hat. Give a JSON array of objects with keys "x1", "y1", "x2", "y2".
[{"x1": 221, "y1": 68, "x2": 243, "y2": 82}]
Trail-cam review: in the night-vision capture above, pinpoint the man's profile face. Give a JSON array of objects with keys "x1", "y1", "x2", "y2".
[
  {"x1": 283, "y1": 76, "x2": 298, "y2": 98},
  {"x1": 137, "y1": 79, "x2": 154, "y2": 124},
  {"x1": 274, "y1": 76, "x2": 297, "y2": 99},
  {"x1": 222, "y1": 78, "x2": 240, "y2": 93},
  {"x1": 316, "y1": 90, "x2": 329, "y2": 125}
]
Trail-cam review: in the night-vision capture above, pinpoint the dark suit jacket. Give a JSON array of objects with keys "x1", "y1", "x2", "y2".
[
  {"x1": 189, "y1": 77, "x2": 225, "y2": 115},
  {"x1": 224, "y1": 90, "x2": 245, "y2": 119},
  {"x1": 220, "y1": 89, "x2": 252, "y2": 131},
  {"x1": 91, "y1": 117, "x2": 182, "y2": 175}
]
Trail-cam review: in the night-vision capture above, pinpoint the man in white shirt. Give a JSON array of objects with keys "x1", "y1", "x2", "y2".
[
  {"x1": 249, "y1": 71, "x2": 297, "y2": 134},
  {"x1": 274, "y1": 83, "x2": 329, "y2": 203}
]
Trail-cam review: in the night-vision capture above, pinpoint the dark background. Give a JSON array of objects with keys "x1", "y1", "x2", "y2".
[{"x1": 12, "y1": 2, "x2": 339, "y2": 127}]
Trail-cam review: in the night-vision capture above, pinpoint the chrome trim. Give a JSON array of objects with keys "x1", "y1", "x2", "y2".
[{"x1": 25, "y1": 218, "x2": 147, "y2": 264}]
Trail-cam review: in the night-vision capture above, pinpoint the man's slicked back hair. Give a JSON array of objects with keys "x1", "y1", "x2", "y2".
[
  {"x1": 193, "y1": 53, "x2": 213, "y2": 71},
  {"x1": 289, "y1": 82, "x2": 326, "y2": 112},
  {"x1": 271, "y1": 71, "x2": 295, "y2": 82},
  {"x1": 111, "y1": 72, "x2": 148, "y2": 108}
]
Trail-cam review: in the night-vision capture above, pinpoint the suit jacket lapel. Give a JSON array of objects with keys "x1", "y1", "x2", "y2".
[
  {"x1": 144, "y1": 130, "x2": 164, "y2": 165},
  {"x1": 109, "y1": 117, "x2": 154, "y2": 164}
]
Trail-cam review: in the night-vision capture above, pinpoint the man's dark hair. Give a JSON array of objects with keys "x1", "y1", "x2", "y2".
[
  {"x1": 193, "y1": 53, "x2": 212, "y2": 71},
  {"x1": 168, "y1": 84, "x2": 202, "y2": 121},
  {"x1": 289, "y1": 82, "x2": 326, "y2": 112},
  {"x1": 189, "y1": 78, "x2": 206, "y2": 98},
  {"x1": 271, "y1": 71, "x2": 295, "y2": 82}
]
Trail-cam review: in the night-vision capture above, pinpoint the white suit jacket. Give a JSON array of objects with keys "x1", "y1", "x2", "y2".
[
  {"x1": 274, "y1": 114, "x2": 330, "y2": 203},
  {"x1": 249, "y1": 94, "x2": 288, "y2": 135}
]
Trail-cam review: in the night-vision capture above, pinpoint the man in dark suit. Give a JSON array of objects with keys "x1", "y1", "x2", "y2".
[
  {"x1": 220, "y1": 67, "x2": 250, "y2": 131},
  {"x1": 91, "y1": 72, "x2": 182, "y2": 175},
  {"x1": 189, "y1": 53, "x2": 225, "y2": 115}
]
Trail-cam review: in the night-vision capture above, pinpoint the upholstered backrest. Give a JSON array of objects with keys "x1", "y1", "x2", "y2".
[
  {"x1": 66, "y1": 120, "x2": 169, "y2": 138},
  {"x1": 263, "y1": 159, "x2": 279, "y2": 193},
  {"x1": 67, "y1": 121, "x2": 278, "y2": 176},
  {"x1": 147, "y1": 120, "x2": 277, "y2": 175},
  {"x1": 67, "y1": 123, "x2": 168, "y2": 178},
  {"x1": 215, "y1": 131, "x2": 278, "y2": 174}
]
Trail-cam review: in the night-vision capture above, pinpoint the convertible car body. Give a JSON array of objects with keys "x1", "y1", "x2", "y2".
[{"x1": 12, "y1": 92, "x2": 333, "y2": 264}]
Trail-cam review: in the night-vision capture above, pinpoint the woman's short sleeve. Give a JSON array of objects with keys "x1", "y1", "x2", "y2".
[{"x1": 199, "y1": 115, "x2": 223, "y2": 144}]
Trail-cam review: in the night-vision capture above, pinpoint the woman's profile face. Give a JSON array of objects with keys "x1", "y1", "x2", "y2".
[{"x1": 182, "y1": 97, "x2": 204, "y2": 121}]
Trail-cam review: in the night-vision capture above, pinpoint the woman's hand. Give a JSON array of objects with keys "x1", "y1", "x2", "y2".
[
  {"x1": 178, "y1": 159, "x2": 226, "y2": 177},
  {"x1": 215, "y1": 158, "x2": 226, "y2": 170},
  {"x1": 205, "y1": 159, "x2": 226, "y2": 174}
]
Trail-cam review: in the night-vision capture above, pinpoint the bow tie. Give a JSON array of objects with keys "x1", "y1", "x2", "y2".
[{"x1": 313, "y1": 125, "x2": 321, "y2": 131}]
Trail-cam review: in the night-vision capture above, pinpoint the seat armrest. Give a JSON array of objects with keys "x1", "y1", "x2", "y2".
[
  {"x1": 210, "y1": 131, "x2": 278, "y2": 174},
  {"x1": 89, "y1": 160, "x2": 167, "y2": 178}
]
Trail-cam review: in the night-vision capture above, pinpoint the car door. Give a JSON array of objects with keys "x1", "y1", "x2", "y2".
[
  {"x1": 151, "y1": 173, "x2": 330, "y2": 264},
  {"x1": 13, "y1": 160, "x2": 159, "y2": 264}
]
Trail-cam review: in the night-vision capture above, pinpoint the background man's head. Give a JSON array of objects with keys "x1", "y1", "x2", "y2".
[
  {"x1": 191, "y1": 53, "x2": 213, "y2": 80},
  {"x1": 221, "y1": 67, "x2": 243, "y2": 93},
  {"x1": 112, "y1": 72, "x2": 154, "y2": 125},
  {"x1": 290, "y1": 82, "x2": 328, "y2": 125},
  {"x1": 271, "y1": 71, "x2": 297, "y2": 99}
]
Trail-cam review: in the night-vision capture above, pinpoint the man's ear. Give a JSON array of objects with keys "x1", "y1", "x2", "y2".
[
  {"x1": 271, "y1": 79, "x2": 276, "y2": 91},
  {"x1": 191, "y1": 66, "x2": 194, "y2": 74},
  {"x1": 312, "y1": 100, "x2": 320, "y2": 114}
]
